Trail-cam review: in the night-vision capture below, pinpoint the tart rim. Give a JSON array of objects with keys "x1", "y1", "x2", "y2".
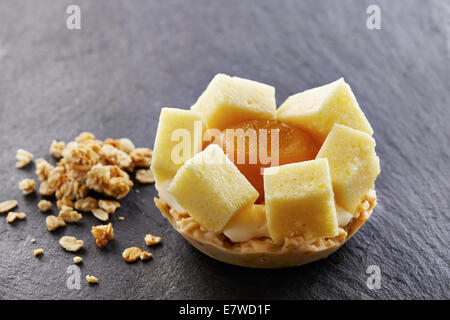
[{"x1": 154, "y1": 190, "x2": 376, "y2": 269}]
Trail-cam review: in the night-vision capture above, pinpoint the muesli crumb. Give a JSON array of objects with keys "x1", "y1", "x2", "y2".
[
  {"x1": 122, "y1": 247, "x2": 142, "y2": 262},
  {"x1": 38, "y1": 200, "x2": 52, "y2": 212},
  {"x1": 35, "y1": 158, "x2": 53, "y2": 182},
  {"x1": 117, "y1": 138, "x2": 136, "y2": 154},
  {"x1": 58, "y1": 205, "x2": 83, "y2": 223},
  {"x1": 130, "y1": 148, "x2": 152, "y2": 167},
  {"x1": 136, "y1": 169, "x2": 155, "y2": 184},
  {"x1": 73, "y1": 256, "x2": 83, "y2": 264},
  {"x1": 86, "y1": 275, "x2": 98, "y2": 284},
  {"x1": 57, "y1": 198, "x2": 74, "y2": 210},
  {"x1": 76, "y1": 132, "x2": 95, "y2": 143},
  {"x1": 16, "y1": 149, "x2": 33, "y2": 168},
  {"x1": 0, "y1": 200, "x2": 18, "y2": 214},
  {"x1": 39, "y1": 181, "x2": 56, "y2": 196},
  {"x1": 91, "y1": 208, "x2": 109, "y2": 221},
  {"x1": 34, "y1": 248, "x2": 44, "y2": 256},
  {"x1": 74, "y1": 197, "x2": 98, "y2": 212},
  {"x1": 6, "y1": 212, "x2": 26, "y2": 223},
  {"x1": 46, "y1": 215, "x2": 66, "y2": 231},
  {"x1": 59, "y1": 236, "x2": 84, "y2": 252},
  {"x1": 140, "y1": 251, "x2": 152, "y2": 261},
  {"x1": 98, "y1": 200, "x2": 120, "y2": 214},
  {"x1": 145, "y1": 234, "x2": 162, "y2": 246},
  {"x1": 100, "y1": 144, "x2": 132, "y2": 169},
  {"x1": 49, "y1": 140, "x2": 65, "y2": 158},
  {"x1": 19, "y1": 178, "x2": 36, "y2": 195}
]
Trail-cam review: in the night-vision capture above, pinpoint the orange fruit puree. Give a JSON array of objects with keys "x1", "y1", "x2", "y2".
[{"x1": 214, "y1": 119, "x2": 318, "y2": 203}]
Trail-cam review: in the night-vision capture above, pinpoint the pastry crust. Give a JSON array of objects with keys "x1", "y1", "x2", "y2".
[{"x1": 154, "y1": 191, "x2": 376, "y2": 269}]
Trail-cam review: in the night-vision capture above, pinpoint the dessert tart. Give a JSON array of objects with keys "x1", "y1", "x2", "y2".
[{"x1": 151, "y1": 74, "x2": 380, "y2": 268}]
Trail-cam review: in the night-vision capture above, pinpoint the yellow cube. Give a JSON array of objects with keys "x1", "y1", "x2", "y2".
[
  {"x1": 264, "y1": 159, "x2": 338, "y2": 244},
  {"x1": 316, "y1": 124, "x2": 380, "y2": 213},
  {"x1": 151, "y1": 108, "x2": 205, "y2": 185},
  {"x1": 191, "y1": 74, "x2": 276, "y2": 129},
  {"x1": 277, "y1": 78, "x2": 373, "y2": 143},
  {"x1": 168, "y1": 144, "x2": 259, "y2": 232}
]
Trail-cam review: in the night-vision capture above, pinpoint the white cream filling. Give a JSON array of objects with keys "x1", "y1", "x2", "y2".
[
  {"x1": 222, "y1": 204, "x2": 269, "y2": 242},
  {"x1": 223, "y1": 223, "x2": 269, "y2": 242},
  {"x1": 336, "y1": 205, "x2": 354, "y2": 227},
  {"x1": 155, "y1": 179, "x2": 186, "y2": 213}
]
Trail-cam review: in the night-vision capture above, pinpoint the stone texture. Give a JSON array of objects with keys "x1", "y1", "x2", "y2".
[{"x1": 0, "y1": 0, "x2": 448, "y2": 299}]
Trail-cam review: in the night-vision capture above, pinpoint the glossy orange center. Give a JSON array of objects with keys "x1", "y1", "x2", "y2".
[{"x1": 213, "y1": 119, "x2": 318, "y2": 203}]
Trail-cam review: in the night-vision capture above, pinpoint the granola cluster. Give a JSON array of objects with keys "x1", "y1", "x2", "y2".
[
  {"x1": 4, "y1": 132, "x2": 161, "y2": 286},
  {"x1": 35, "y1": 132, "x2": 153, "y2": 201},
  {"x1": 91, "y1": 223, "x2": 114, "y2": 248},
  {"x1": 85, "y1": 164, "x2": 133, "y2": 199}
]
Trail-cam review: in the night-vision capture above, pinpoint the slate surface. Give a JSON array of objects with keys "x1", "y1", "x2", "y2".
[{"x1": 0, "y1": 0, "x2": 448, "y2": 300}]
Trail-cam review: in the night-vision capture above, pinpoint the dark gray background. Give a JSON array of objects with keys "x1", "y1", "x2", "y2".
[{"x1": 0, "y1": 0, "x2": 448, "y2": 300}]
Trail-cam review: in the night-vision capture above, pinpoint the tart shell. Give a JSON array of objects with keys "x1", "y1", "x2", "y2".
[{"x1": 154, "y1": 191, "x2": 376, "y2": 269}]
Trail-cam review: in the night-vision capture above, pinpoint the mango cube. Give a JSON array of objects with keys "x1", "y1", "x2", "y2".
[
  {"x1": 151, "y1": 108, "x2": 205, "y2": 185},
  {"x1": 316, "y1": 124, "x2": 380, "y2": 213},
  {"x1": 277, "y1": 78, "x2": 373, "y2": 143},
  {"x1": 263, "y1": 159, "x2": 338, "y2": 244},
  {"x1": 168, "y1": 144, "x2": 259, "y2": 232},
  {"x1": 191, "y1": 74, "x2": 276, "y2": 129}
]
